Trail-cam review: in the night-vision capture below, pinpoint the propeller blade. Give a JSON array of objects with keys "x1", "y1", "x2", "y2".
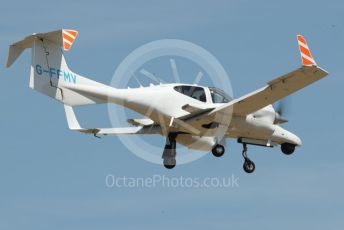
[
  {"x1": 140, "y1": 68, "x2": 165, "y2": 83},
  {"x1": 274, "y1": 98, "x2": 291, "y2": 124},
  {"x1": 274, "y1": 112, "x2": 288, "y2": 124},
  {"x1": 275, "y1": 97, "x2": 292, "y2": 116},
  {"x1": 170, "y1": 58, "x2": 181, "y2": 83},
  {"x1": 276, "y1": 100, "x2": 285, "y2": 116},
  {"x1": 193, "y1": 71, "x2": 203, "y2": 84}
]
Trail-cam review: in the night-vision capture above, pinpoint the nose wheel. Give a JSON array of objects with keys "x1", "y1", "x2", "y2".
[
  {"x1": 163, "y1": 158, "x2": 176, "y2": 169},
  {"x1": 242, "y1": 143, "x2": 255, "y2": 173}
]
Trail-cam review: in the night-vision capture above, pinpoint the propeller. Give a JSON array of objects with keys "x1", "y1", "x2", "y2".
[
  {"x1": 274, "y1": 99, "x2": 290, "y2": 124},
  {"x1": 276, "y1": 99, "x2": 286, "y2": 116}
]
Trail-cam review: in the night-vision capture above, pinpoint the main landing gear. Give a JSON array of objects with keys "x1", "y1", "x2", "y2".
[
  {"x1": 162, "y1": 133, "x2": 177, "y2": 169},
  {"x1": 211, "y1": 144, "x2": 225, "y2": 157},
  {"x1": 281, "y1": 143, "x2": 296, "y2": 155},
  {"x1": 242, "y1": 143, "x2": 255, "y2": 174}
]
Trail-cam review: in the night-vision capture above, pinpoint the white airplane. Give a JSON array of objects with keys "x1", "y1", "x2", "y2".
[{"x1": 6, "y1": 29, "x2": 328, "y2": 173}]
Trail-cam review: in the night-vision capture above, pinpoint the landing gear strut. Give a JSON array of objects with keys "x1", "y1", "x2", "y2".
[
  {"x1": 162, "y1": 133, "x2": 177, "y2": 169},
  {"x1": 242, "y1": 143, "x2": 255, "y2": 173}
]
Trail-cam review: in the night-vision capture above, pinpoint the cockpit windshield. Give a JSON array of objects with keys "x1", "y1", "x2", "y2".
[
  {"x1": 209, "y1": 87, "x2": 232, "y2": 103},
  {"x1": 174, "y1": 85, "x2": 206, "y2": 102}
]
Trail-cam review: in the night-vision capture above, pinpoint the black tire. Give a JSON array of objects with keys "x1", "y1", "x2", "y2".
[
  {"x1": 243, "y1": 160, "x2": 255, "y2": 173},
  {"x1": 281, "y1": 143, "x2": 295, "y2": 155},
  {"x1": 163, "y1": 158, "x2": 176, "y2": 169},
  {"x1": 212, "y1": 144, "x2": 225, "y2": 157}
]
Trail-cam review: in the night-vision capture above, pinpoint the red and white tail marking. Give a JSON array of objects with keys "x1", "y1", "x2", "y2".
[
  {"x1": 62, "y1": 29, "x2": 78, "y2": 51},
  {"x1": 297, "y1": 35, "x2": 316, "y2": 66}
]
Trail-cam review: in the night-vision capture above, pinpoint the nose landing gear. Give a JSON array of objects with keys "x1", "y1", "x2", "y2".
[{"x1": 162, "y1": 133, "x2": 177, "y2": 169}]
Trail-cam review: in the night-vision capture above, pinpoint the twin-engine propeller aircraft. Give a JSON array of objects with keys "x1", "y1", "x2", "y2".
[{"x1": 6, "y1": 29, "x2": 328, "y2": 173}]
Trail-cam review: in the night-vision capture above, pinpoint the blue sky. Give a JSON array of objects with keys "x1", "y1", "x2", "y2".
[{"x1": 0, "y1": 0, "x2": 343, "y2": 229}]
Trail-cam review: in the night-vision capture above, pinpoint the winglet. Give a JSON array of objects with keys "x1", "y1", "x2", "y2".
[{"x1": 297, "y1": 35, "x2": 317, "y2": 66}]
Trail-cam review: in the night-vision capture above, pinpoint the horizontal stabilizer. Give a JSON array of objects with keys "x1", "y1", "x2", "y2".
[{"x1": 6, "y1": 29, "x2": 78, "y2": 68}]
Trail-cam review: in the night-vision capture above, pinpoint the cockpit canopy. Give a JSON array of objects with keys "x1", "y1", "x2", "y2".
[
  {"x1": 209, "y1": 87, "x2": 232, "y2": 103},
  {"x1": 174, "y1": 85, "x2": 232, "y2": 104}
]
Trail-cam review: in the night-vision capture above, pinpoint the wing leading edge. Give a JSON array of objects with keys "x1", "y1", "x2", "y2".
[
  {"x1": 199, "y1": 35, "x2": 328, "y2": 122},
  {"x1": 64, "y1": 105, "x2": 159, "y2": 136}
]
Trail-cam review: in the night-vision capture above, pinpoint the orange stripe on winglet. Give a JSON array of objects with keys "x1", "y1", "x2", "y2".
[
  {"x1": 63, "y1": 33, "x2": 74, "y2": 43},
  {"x1": 302, "y1": 57, "x2": 314, "y2": 66},
  {"x1": 65, "y1": 30, "x2": 78, "y2": 37},
  {"x1": 299, "y1": 45, "x2": 313, "y2": 59},
  {"x1": 297, "y1": 35, "x2": 307, "y2": 44},
  {"x1": 62, "y1": 29, "x2": 78, "y2": 51},
  {"x1": 63, "y1": 41, "x2": 71, "y2": 51}
]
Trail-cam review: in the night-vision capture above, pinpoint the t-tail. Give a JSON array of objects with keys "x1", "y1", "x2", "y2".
[
  {"x1": 6, "y1": 29, "x2": 111, "y2": 106},
  {"x1": 6, "y1": 29, "x2": 150, "y2": 135}
]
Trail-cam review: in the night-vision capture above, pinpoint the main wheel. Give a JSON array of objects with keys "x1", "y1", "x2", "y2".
[
  {"x1": 163, "y1": 158, "x2": 176, "y2": 169},
  {"x1": 212, "y1": 144, "x2": 225, "y2": 157},
  {"x1": 281, "y1": 143, "x2": 295, "y2": 155},
  {"x1": 243, "y1": 159, "x2": 255, "y2": 173}
]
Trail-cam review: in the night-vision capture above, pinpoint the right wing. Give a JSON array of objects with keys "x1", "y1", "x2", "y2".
[
  {"x1": 213, "y1": 65, "x2": 328, "y2": 118},
  {"x1": 182, "y1": 35, "x2": 329, "y2": 127}
]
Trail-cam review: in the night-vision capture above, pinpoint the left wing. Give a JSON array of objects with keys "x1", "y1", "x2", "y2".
[
  {"x1": 127, "y1": 118, "x2": 154, "y2": 126},
  {"x1": 64, "y1": 105, "x2": 159, "y2": 136}
]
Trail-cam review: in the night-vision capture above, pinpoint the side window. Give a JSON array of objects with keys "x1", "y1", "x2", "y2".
[
  {"x1": 174, "y1": 86, "x2": 206, "y2": 102},
  {"x1": 190, "y1": 87, "x2": 206, "y2": 102},
  {"x1": 209, "y1": 87, "x2": 231, "y2": 103},
  {"x1": 212, "y1": 92, "x2": 225, "y2": 103}
]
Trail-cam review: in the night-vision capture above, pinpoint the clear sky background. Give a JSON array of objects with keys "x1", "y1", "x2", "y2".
[{"x1": 0, "y1": 0, "x2": 343, "y2": 229}]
